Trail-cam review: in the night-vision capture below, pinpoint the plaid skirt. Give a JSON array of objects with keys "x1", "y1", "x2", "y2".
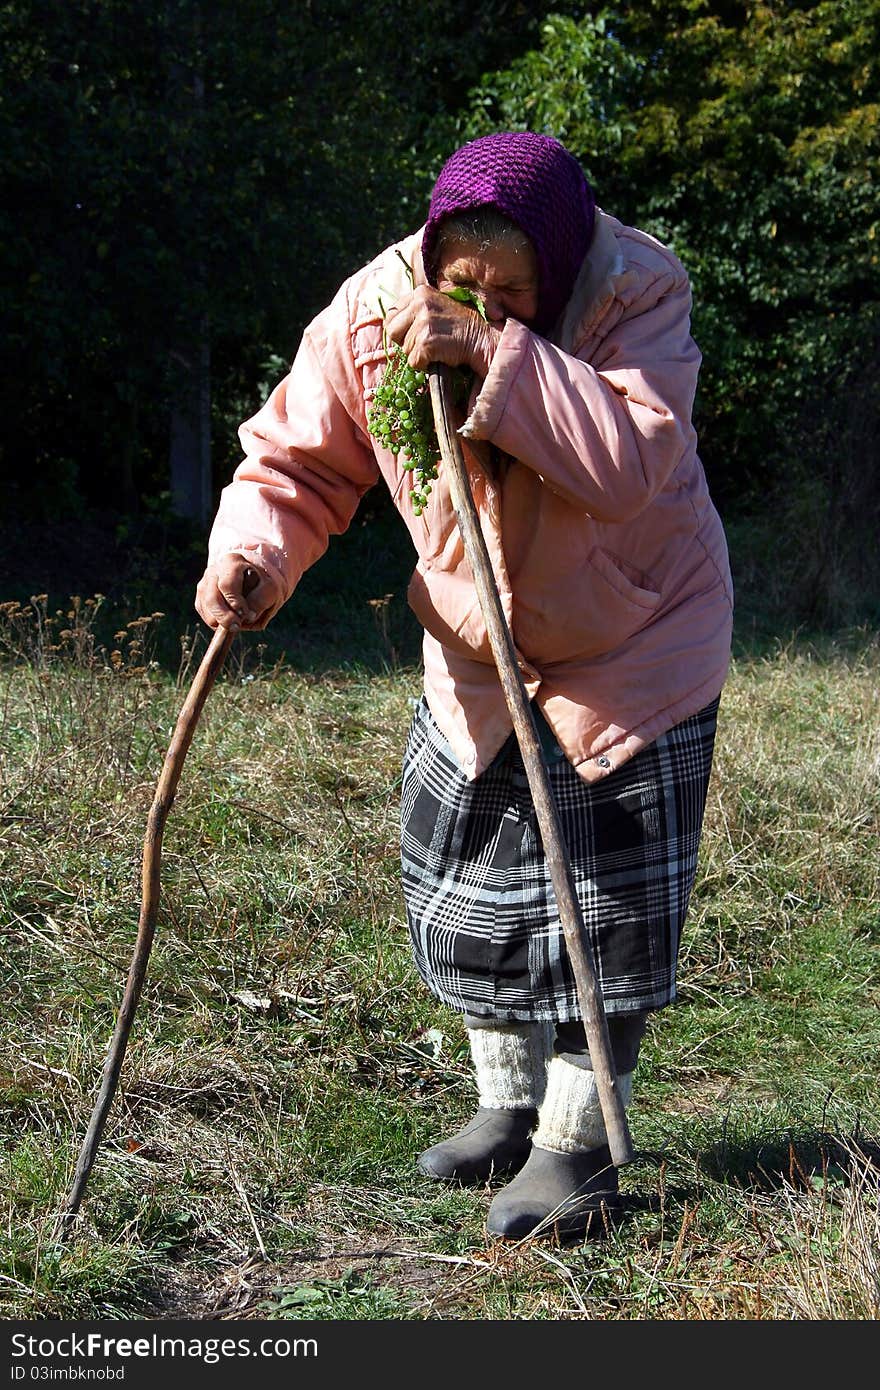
[{"x1": 400, "y1": 695, "x2": 719, "y2": 1022}]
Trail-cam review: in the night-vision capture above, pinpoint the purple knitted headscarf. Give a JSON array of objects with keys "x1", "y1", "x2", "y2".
[{"x1": 421, "y1": 131, "x2": 596, "y2": 334}]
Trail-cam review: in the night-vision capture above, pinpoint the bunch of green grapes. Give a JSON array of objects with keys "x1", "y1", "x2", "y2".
[
  {"x1": 367, "y1": 279, "x2": 484, "y2": 517},
  {"x1": 367, "y1": 346, "x2": 439, "y2": 516}
]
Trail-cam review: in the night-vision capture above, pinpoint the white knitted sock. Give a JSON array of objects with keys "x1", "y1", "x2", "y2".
[
  {"x1": 533, "y1": 1055, "x2": 634, "y2": 1154},
  {"x1": 468, "y1": 1022, "x2": 554, "y2": 1110}
]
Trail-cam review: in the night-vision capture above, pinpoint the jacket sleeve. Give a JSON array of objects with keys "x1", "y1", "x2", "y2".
[
  {"x1": 207, "y1": 292, "x2": 380, "y2": 608},
  {"x1": 459, "y1": 268, "x2": 701, "y2": 523}
]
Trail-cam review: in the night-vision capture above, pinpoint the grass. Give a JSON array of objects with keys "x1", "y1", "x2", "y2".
[{"x1": 1, "y1": 581, "x2": 879, "y2": 1322}]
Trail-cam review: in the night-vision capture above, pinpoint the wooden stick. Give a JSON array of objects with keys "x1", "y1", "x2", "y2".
[
  {"x1": 55, "y1": 623, "x2": 236, "y2": 1236},
  {"x1": 428, "y1": 365, "x2": 634, "y2": 1167}
]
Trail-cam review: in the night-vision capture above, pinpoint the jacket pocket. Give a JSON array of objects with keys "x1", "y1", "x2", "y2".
[
  {"x1": 577, "y1": 546, "x2": 662, "y2": 654},
  {"x1": 588, "y1": 546, "x2": 661, "y2": 609},
  {"x1": 520, "y1": 546, "x2": 662, "y2": 665}
]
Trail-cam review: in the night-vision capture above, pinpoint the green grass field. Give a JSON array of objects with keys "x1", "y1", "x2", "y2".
[{"x1": 1, "y1": 562, "x2": 878, "y2": 1321}]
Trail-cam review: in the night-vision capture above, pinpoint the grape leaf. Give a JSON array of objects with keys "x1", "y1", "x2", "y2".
[{"x1": 443, "y1": 286, "x2": 488, "y2": 319}]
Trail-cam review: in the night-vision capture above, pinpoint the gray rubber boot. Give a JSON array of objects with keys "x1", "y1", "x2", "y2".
[
  {"x1": 485, "y1": 1143, "x2": 620, "y2": 1241},
  {"x1": 485, "y1": 1055, "x2": 633, "y2": 1241},
  {"x1": 417, "y1": 1019, "x2": 552, "y2": 1185},
  {"x1": 417, "y1": 1105, "x2": 537, "y2": 1183}
]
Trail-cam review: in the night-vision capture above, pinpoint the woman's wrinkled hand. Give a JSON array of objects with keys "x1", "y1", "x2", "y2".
[
  {"x1": 383, "y1": 286, "x2": 500, "y2": 376},
  {"x1": 195, "y1": 554, "x2": 284, "y2": 631}
]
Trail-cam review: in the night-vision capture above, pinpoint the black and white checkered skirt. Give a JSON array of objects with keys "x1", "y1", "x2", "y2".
[{"x1": 400, "y1": 695, "x2": 719, "y2": 1022}]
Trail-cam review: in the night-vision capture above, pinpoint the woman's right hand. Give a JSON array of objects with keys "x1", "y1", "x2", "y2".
[
  {"x1": 383, "y1": 285, "x2": 501, "y2": 376},
  {"x1": 195, "y1": 554, "x2": 284, "y2": 631}
]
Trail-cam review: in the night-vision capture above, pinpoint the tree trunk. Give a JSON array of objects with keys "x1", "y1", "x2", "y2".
[
  {"x1": 169, "y1": 321, "x2": 211, "y2": 525},
  {"x1": 166, "y1": 1, "x2": 211, "y2": 525}
]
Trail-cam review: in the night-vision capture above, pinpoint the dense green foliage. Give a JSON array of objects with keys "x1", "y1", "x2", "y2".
[
  {"x1": 3, "y1": 0, "x2": 879, "y2": 622},
  {"x1": 451, "y1": 1, "x2": 880, "y2": 505},
  {"x1": 453, "y1": 0, "x2": 878, "y2": 597},
  {"x1": 0, "y1": 0, "x2": 547, "y2": 518}
]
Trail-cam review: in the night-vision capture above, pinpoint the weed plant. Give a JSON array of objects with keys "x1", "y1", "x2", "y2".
[{"x1": 1, "y1": 594, "x2": 878, "y2": 1321}]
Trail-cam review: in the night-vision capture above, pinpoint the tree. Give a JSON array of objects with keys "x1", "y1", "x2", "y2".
[
  {"x1": 446, "y1": 1, "x2": 880, "y2": 511},
  {"x1": 1, "y1": 0, "x2": 553, "y2": 524}
]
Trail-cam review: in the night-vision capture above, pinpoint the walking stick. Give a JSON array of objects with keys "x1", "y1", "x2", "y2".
[
  {"x1": 429, "y1": 365, "x2": 634, "y2": 1167},
  {"x1": 55, "y1": 620, "x2": 238, "y2": 1236}
]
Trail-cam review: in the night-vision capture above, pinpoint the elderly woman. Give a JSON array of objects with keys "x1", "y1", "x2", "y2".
[{"x1": 196, "y1": 132, "x2": 733, "y2": 1242}]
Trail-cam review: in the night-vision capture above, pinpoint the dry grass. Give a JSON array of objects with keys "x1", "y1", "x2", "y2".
[{"x1": 1, "y1": 597, "x2": 878, "y2": 1320}]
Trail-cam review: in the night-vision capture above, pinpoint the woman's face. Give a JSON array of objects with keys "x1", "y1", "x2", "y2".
[{"x1": 435, "y1": 236, "x2": 539, "y2": 329}]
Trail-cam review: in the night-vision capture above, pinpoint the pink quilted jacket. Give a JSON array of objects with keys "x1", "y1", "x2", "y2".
[{"x1": 207, "y1": 211, "x2": 734, "y2": 782}]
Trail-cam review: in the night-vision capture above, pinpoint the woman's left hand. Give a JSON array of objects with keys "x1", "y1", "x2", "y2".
[{"x1": 383, "y1": 286, "x2": 501, "y2": 377}]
